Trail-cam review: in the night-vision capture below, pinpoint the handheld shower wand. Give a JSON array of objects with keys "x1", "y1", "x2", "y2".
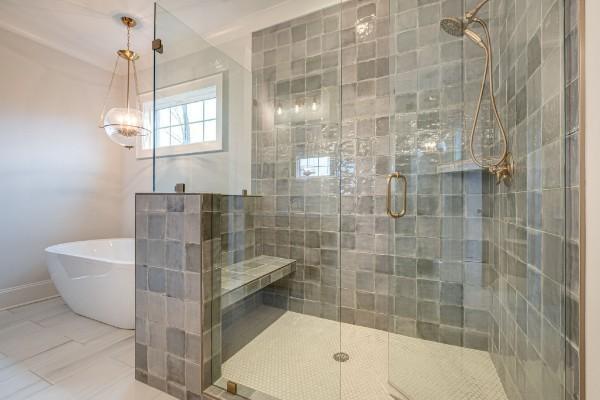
[{"x1": 440, "y1": 1, "x2": 513, "y2": 185}]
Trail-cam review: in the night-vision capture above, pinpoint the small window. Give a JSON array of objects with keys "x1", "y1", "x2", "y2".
[
  {"x1": 296, "y1": 156, "x2": 332, "y2": 177},
  {"x1": 137, "y1": 74, "x2": 223, "y2": 158}
]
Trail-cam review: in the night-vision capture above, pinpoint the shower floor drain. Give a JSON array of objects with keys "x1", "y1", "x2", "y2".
[{"x1": 333, "y1": 352, "x2": 350, "y2": 362}]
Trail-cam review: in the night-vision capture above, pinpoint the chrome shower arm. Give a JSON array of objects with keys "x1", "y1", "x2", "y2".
[{"x1": 465, "y1": 0, "x2": 491, "y2": 22}]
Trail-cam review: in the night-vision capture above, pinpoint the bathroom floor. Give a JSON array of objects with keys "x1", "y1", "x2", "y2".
[
  {"x1": 221, "y1": 306, "x2": 508, "y2": 400},
  {"x1": 0, "y1": 298, "x2": 175, "y2": 400}
]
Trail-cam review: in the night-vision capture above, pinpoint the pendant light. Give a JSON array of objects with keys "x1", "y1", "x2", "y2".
[{"x1": 99, "y1": 16, "x2": 149, "y2": 149}]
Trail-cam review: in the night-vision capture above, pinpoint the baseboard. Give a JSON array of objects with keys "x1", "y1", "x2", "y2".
[{"x1": 0, "y1": 280, "x2": 58, "y2": 310}]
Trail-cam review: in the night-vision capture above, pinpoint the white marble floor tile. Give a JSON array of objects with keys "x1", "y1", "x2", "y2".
[
  {"x1": 18, "y1": 384, "x2": 78, "y2": 400},
  {"x1": 8, "y1": 298, "x2": 69, "y2": 323},
  {"x1": 0, "y1": 352, "x2": 14, "y2": 369},
  {"x1": 87, "y1": 371, "x2": 166, "y2": 400},
  {"x1": 0, "y1": 311, "x2": 17, "y2": 331},
  {"x1": 3, "y1": 379, "x2": 51, "y2": 400},
  {"x1": 24, "y1": 329, "x2": 133, "y2": 384},
  {"x1": 0, "y1": 321, "x2": 41, "y2": 341},
  {"x1": 0, "y1": 325, "x2": 70, "y2": 362},
  {"x1": 0, "y1": 363, "x2": 30, "y2": 383},
  {"x1": 109, "y1": 338, "x2": 135, "y2": 368},
  {"x1": 0, "y1": 369, "x2": 43, "y2": 398},
  {"x1": 0, "y1": 298, "x2": 174, "y2": 400},
  {"x1": 37, "y1": 312, "x2": 117, "y2": 343},
  {"x1": 26, "y1": 357, "x2": 130, "y2": 400}
]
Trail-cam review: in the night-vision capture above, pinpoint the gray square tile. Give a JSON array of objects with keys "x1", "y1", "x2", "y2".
[
  {"x1": 167, "y1": 354, "x2": 185, "y2": 385},
  {"x1": 167, "y1": 327, "x2": 186, "y2": 357}
]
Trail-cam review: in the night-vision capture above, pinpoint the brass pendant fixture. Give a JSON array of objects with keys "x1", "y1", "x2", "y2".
[{"x1": 99, "y1": 16, "x2": 148, "y2": 149}]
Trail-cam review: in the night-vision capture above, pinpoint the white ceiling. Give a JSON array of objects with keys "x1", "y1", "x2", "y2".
[
  {"x1": 0, "y1": 0, "x2": 340, "y2": 72},
  {"x1": 0, "y1": 0, "x2": 156, "y2": 71}
]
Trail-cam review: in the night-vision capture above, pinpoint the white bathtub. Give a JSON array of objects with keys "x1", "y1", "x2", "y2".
[{"x1": 45, "y1": 238, "x2": 134, "y2": 329}]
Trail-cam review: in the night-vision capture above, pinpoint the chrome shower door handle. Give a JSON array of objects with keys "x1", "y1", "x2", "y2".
[{"x1": 386, "y1": 172, "x2": 408, "y2": 219}]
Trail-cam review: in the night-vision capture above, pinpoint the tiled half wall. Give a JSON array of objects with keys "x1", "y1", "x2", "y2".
[{"x1": 135, "y1": 194, "x2": 258, "y2": 399}]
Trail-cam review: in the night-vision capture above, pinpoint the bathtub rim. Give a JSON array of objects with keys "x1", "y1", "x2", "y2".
[{"x1": 45, "y1": 238, "x2": 134, "y2": 266}]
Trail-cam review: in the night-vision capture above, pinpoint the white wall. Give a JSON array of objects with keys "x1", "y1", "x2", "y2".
[
  {"x1": 0, "y1": 27, "x2": 124, "y2": 308},
  {"x1": 585, "y1": 1, "x2": 600, "y2": 396}
]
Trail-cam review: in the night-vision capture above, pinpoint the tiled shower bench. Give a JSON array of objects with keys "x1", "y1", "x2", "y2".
[{"x1": 220, "y1": 255, "x2": 296, "y2": 308}]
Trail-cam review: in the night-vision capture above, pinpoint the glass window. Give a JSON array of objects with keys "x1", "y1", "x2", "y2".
[
  {"x1": 145, "y1": 95, "x2": 217, "y2": 151},
  {"x1": 205, "y1": 98, "x2": 217, "y2": 120},
  {"x1": 137, "y1": 74, "x2": 223, "y2": 158},
  {"x1": 296, "y1": 156, "x2": 332, "y2": 177},
  {"x1": 189, "y1": 122, "x2": 203, "y2": 143},
  {"x1": 187, "y1": 101, "x2": 204, "y2": 123},
  {"x1": 205, "y1": 120, "x2": 217, "y2": 142}
]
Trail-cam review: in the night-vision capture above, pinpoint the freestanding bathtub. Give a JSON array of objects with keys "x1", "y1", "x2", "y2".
[{"x1": 45, "y1": 238, "x2": 134, "y2": 329}]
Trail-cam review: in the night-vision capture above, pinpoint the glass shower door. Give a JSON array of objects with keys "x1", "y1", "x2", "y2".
[
  {"x1": 385, "y1": 0, "x2": 569, "y2": 399},
  {"x1": 385, "y1": 0, "x2": 476, "y2": 396},
  {"x1": 336, "y1": 0, "x2": 401, "y2": 397}
]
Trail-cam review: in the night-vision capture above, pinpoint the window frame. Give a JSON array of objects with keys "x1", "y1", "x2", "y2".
[{"x1": 136, "y1": 73, "x2": 224, "y2": 159}]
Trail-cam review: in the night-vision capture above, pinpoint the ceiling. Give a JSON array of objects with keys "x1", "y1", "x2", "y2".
[
  {"x1": 0, "y1": 0, "x2": 339, "y2": 72},
  {"x1": 0, "y1": 0, "x2": 156, "y2": 71}
]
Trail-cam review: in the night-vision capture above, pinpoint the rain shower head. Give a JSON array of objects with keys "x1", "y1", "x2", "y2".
[
  {"x1": 440, "y1": 0, "x2": 491, "y2": 38},
  {"x1": 440, "y1": 17, "x2": 465, "y2": 37},
  {"x1": 440, "y1": 17, "x2": 485, "y2": 48}
]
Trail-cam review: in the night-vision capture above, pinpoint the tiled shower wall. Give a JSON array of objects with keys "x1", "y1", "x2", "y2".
[
  {"x1": 251, "y1": 0, "x2": 495, "y2": 350},
  {"x1": 487, "y1": 0, "x2": 580, "y2": 399}
]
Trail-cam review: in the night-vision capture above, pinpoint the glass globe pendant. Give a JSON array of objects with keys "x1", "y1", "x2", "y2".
[{"x1": 99, "y1": 16, "x2": 149, "y2": 149}]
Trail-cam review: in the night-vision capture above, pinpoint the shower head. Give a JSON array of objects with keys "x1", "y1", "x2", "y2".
[
  {"x1": 440, "y1": 17, "x2": 465, "y2": 37},
  {"x1": 440, "y1": 0, "x2": 491, "y2": 37},
  {"x1": 440, "y1": 17, "x2": 486, "y2": 48}
]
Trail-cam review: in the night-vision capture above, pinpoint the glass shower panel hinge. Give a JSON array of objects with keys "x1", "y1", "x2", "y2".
[
  {"x1": 174, "y1": 183, "x2": 185, "y2": 193},
  {"x1": 152, "y1": 38, "x2": 163, "y2": 54},
  {"x1": 226, "y1": 381, "x2": 238, "y2": 395}
]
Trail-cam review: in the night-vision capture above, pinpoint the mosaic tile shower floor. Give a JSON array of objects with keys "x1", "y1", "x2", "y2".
[{"x1": 222, "y1": 306, "x2": 508, "y2": 400}]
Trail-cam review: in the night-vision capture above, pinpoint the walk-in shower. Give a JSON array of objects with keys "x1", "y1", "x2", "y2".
[{"x1": 136, "y1": 0, "x2": 580, "y2": 399}]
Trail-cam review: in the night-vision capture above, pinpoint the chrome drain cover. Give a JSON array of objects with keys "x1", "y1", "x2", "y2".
[{"x1": 333, "y1": 352, "x2": 350, "y2": 362}]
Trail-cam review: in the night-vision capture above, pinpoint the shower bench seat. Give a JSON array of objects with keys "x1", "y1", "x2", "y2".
[{"x1": 220, "y1": 255, "x2": 295, "y2": 308}]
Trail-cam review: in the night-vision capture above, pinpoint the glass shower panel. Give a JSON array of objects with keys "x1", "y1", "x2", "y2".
[
  {"x1": 488, "y1": 0, "x2": 568, "y2": 399},
  {"x1": 151, "y1": 1, "x2": 347, "y2": 399},
  {"x1": 153, "y1": 4, "x2": 252, "y2": 194},
  {"x1": 235, "y1": 3, "x2": 344, "y2": 399}
]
